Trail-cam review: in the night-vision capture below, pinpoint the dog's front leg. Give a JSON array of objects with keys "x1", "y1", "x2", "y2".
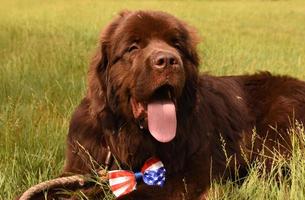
[
  {"x1": 117, "y1": 175, "x2": 186, "y2": 200},
  {"x1": 117, "y1": 172, "x2": 209, "y2": 200}
]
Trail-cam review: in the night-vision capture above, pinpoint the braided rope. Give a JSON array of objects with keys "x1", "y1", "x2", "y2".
[
  {"x1": 19, "y1": 175, "x2": 87, "y2": 200},
  {"x1": 20, "y1": 148, "x2": 112, "y2": 200}
]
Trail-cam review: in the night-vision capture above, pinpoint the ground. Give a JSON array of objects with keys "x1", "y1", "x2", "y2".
[{"x1": 1, "y1": 0, "x2": 305, "y2": 199}]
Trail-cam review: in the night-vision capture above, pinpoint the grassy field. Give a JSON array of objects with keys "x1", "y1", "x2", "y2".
[{"x1": 1, "y1": 0, "x2": 305, "y2": 199}]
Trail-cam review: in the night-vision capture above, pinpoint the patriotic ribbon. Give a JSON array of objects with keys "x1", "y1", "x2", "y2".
[{"x1": 108, "y1": 157, "x2": 166, "y2": 198}]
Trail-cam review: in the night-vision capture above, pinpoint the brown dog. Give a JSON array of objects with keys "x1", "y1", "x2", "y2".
[{"x1": 63, "y1": 10, "x2": 305, "y2": 199}]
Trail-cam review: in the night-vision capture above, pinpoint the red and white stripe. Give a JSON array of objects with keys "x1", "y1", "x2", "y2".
[
  {"x1": 141, "y1": 157, "x2": 164, "y2": 173},
  {"x1": 108, "y1": 170, "x2": 136, "y2": 197}
]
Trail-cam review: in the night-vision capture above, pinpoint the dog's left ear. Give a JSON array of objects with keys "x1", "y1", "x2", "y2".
[
  {"x1": 177, "y1": 24, "x2": 201, "y2": 117},
  {"x1": 185, "y1": 23, "x2": 201, "y2": 68}
]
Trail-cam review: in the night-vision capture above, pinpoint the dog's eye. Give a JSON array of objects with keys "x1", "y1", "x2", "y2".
[
  {"x1": 172, "y1": 39, "x2": 182, "y2": 50},
  {"x1": 174, "y1": 42, "x2": 181, "y2": 49},
  {"x1": 128, "y1": 44, "x2": 139, "y2": 53}
]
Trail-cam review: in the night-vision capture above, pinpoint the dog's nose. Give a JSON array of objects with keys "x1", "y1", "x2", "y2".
[{"x1": 153, "y1": 51, "x2": 180, "y2": 70}]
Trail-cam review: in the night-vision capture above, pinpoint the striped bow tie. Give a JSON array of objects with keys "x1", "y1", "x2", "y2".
[{"x1": 108, "y1": 157, "x2": 166, "y2": 198}]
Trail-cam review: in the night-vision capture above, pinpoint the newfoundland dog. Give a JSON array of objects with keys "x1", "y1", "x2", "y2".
[{"x1": 63, "y1": 10, "x2": 305, "y2": 199}]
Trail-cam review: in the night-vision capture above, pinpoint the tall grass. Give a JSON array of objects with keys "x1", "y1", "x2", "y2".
[
  {"x1": 0, "y1": 0, "x2": 305, "y2": 199},
  {"x1": 208, "y1": 123, "x2": 305, "y2": 200}
]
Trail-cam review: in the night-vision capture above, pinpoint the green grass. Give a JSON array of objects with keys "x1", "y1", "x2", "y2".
[
  {"x1": 1, "y1": 0, "x2": 305, "y2": 199},
  {"x1": 208, "y1": 123, "x2": 305, "y2": 200}
]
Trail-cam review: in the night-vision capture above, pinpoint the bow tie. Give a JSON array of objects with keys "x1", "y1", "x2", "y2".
[{"x1": 108, "y1": 157, "x2": 166, "y2": 198}]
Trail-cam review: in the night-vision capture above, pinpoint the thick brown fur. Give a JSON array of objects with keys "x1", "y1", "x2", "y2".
[{"x1": 63, "y1": 11, "x2": 305, "y2": 200}]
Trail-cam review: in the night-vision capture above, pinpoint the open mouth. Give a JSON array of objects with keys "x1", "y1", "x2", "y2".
[{"x1": 130, "y1": 85, "x2": 177, "y2": 143}]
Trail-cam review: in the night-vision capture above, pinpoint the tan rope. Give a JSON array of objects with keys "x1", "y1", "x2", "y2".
[
  {"x1": 19, "y1": 175, "x2": 87, "y2": 200},
  {"x1": 20, "y1": 148, "x2": 112, "y2": 200}
]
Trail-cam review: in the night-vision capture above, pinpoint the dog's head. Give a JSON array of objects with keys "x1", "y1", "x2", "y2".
[{"x1": 88, "y1": 11, "x2": 199, "y2": 143}]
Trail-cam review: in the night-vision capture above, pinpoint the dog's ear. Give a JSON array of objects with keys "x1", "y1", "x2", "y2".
[
  {"x1": 177, "y1": 24, "x2": 201, "y2": 118},
  {"x1": 118, "y1": 9, "x2": 131, "y2": 17},
  {"x1": 87, "y1": 35, "x2": 109, "y2": 117},
  {"x1": 87, "y1": 11, "x2": 130, "y2": 117},
  {"x1": 185, "y1": 23, "x2": 201, "y2": 68}
]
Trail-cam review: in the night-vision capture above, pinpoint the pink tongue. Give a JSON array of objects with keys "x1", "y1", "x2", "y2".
[{"x1": 147, "y1": 100, "x2": 177, "y2": 143}]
